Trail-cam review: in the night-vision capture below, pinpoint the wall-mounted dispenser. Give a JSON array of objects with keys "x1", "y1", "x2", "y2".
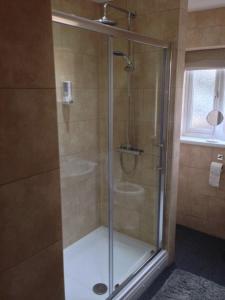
[{"x1": 63, "y1": 81, "x2": 73, "y2": 104}]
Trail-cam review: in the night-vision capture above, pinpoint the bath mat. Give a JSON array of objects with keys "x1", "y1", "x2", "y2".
[{"x1": 152, "y1": 269, "x2": 225, "y2": 300}]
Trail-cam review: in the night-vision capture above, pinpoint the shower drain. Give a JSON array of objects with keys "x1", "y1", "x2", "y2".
[
  {"x1": 93, "y1": 283, "x2": 108, "y2": 295},
  {"x1": 115, "y1": 283, "x2": 120, "y2": 289}
]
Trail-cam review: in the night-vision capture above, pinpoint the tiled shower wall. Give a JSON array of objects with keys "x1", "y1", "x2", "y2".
[
  {"x1": 52, "y1": 0, "x2": 105, "y2": 247},
  {"x1": 177, "y1": 144, "x2": 225, "y2": 239},
  {"x1": 0, "y1": 1, "x2": 64, "y2": 299}
]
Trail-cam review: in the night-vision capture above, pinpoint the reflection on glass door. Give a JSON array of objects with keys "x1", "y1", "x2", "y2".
[{"x1": 111, "y1": 37, "x2": 166, "y2": 292}]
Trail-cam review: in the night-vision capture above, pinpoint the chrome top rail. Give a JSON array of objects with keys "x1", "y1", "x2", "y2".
[{"x1": 52, "y1": 10, "x2": 169, "y2": 49}]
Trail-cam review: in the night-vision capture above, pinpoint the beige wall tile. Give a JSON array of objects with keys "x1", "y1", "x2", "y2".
[
  {"x1": 177, "y1": 166, "x2": 191, "y2": 215},
  {"x1": 177, "y1": 213, "x2": 207, "y2": 233},
  {"x1": 189, "y1": 194, "x2": 208, "y2": 220},
  {"x1": 0, "y1": 89, "x2": 59, "y2": 185},
  {"x1": 161, "y1": 9, "x2": 180, "y2": 41},
  {"x1": 177, "y1": 144, "x2": 225, "y2": 239},
  {"x1": 129, "y1": 0, "x2": 182, "y2": 15},
  {"x1": 0, "y1": 0, "x2": 63, "y2": 298},
  {"x1": 61, "y1": 168, "x2": 100, "y2": 246},
  {"x1": 54, "y1": 25, "x2": 101, "y2": 57},
  {"x1": 113, "y1": 206, "x2": 141, "y2": 239},
  {"x1": 54, "y1": 49, "x2": 99, "y2": 90},
  {"x1": 134, "y1": 13, "x2": 163, "y2": 39},
  {"x1": 188, "y1": 167, "x2": 217, "y2": 197},
  {"x1": 58, "y1": 119, "x2": 98, "y2": 156},
  {"x1": 179, "y1": 143, "x2": 191, "y2": 166},
  {"x1": 207, "y1": 197, "x2": 225, "y2": 222},
  {"x1": 52, "y1": 0, "x2": 101, "y2": 19},
  {"x1": 188, "y1": 8, "x2": 225, "y2": 30},
  {"x1": 57, "y1": 89, "x2": 99, "y2": 123},
  {"x1": 0, "y1": 170, "x2": 62, "y2": 272},
  {"x1": 157, "y1": 0, "x2": 182, "y2": 11},
  {"x1": 187, "y1": 8, "x2": 225, "y2": 49},
  {"x1": 181, "y1": 144, "x2": 213, "y2": 169},
  {"x1": 0, "y1": 1, "x2": 55, "y2": 88},
  {"x1": 0, "y1": 242, "x2": 64, "y2": 300}
]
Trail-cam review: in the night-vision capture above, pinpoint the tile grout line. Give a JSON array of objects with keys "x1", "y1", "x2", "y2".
[
  {"x1": 0, "y1": 87, "x2": 56, "y2": 90},
  {"x1": 0, "y1": 239, "x2": 63, "y2": 275},
  {"x1": 0, "y1": 167, "x2": 60, "y2": 188}
]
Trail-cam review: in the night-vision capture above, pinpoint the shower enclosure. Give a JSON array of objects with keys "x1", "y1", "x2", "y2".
[{"x1": 52, "y1": 10, "x2": 171, "y2": 300}]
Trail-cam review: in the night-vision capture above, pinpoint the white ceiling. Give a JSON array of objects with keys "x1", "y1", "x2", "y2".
[
  {"x1": 188, "y1": 0, "x2": 225, "y2": 11},
  {"x1": 93, "y1": 0, "x2": 225, "y2": 11}
]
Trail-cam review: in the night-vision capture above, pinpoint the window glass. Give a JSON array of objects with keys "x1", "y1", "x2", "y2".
[
  {"x1": 183, "y1": 68, "x2": 225, "y2": 140},
  {"x1": 190, "y1": 69, "x2": 216, "y2": 130}
]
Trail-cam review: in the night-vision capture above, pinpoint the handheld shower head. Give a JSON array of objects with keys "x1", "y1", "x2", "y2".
[
  {"x1": 113, "y1": 51, "x2": 135, "y2": 72},
  {"x1": 113, "y1": 51, "x2": 125, "y2": 57}
]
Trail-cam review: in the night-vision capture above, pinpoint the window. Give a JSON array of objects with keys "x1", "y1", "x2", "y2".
[{"x1": 182, "y1": 69, "x2": 225, "y2": 140}]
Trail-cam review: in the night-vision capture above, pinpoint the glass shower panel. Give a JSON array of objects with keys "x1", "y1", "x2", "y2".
[
  {"x1": 112, "y1": 37, "x2": 165, "y2": 290},
  {"x1": 52, "y1": 22, "x2": 110, "y2": 300}
]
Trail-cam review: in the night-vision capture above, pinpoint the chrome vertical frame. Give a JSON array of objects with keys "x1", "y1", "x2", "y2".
[
  {"x1": 157, "y1": 46, "x2": 172, "y2": 249},
  {"x1": 108, "y1": 37, "x2": 114, "y2": 294}
]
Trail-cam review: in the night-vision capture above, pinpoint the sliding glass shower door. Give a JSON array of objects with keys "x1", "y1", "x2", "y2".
[
  {"x1": 111, "y1": 38, "x2": 167, "y2": 293},
  {"x1": 52, "y1": 12, "x2": 169, "y2": 300}
]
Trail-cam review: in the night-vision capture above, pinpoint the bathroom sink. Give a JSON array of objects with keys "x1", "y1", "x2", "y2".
[{"x1": 61, "y1": 157, "x2": 97, "y2": 179}]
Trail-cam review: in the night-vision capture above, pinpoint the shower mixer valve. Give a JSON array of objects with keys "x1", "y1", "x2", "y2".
[{"x1": 117, "y1": 144, "x2": 144, "y2": 156}]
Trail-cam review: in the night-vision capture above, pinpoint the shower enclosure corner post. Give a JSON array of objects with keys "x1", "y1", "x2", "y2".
[
  {"x1": 158, "y1": 43, "x2": 174, "y2": 252},
  {"x1": 108, "y1": 36, "x2": 114, "y2": 295},
  {"x1": 157, "y1": 44, "x2": 173, "y2": 250}
]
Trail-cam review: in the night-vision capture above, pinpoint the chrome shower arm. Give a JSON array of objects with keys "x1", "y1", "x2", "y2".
[{"x1": 103, "y1": 2, "x2": 136, "y2": 19}]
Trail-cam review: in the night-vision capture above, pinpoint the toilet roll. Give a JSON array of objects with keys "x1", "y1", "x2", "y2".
[{"x1": 209, "y1": 162, "x2": 223, "y2": 187}]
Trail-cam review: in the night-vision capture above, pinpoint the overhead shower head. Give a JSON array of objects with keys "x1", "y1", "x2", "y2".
[
  {"x1": 96, "y1": 0, "x2": 136, "y2": 29},
  {"x1": 97, "y1": 16, "x2": 117, "y2": 26}
]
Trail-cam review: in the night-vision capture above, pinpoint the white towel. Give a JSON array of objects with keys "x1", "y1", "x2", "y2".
[{"x1": 209, "y1": 162, "x2": 223, "y2": 187}]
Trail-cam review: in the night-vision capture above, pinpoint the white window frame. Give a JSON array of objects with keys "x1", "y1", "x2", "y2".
[{"x1": 182, "y1": 69, "x2": 225, "y2": 139}]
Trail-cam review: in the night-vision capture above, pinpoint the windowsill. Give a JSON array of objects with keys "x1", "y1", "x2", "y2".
[{"x1": 180, "y1": 136, "x2": 225, "y2": 148}]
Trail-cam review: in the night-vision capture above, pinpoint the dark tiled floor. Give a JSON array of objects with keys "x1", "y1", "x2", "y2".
[{"x1": 139, "y1": 225, "x2": 225, "y2": 299}]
